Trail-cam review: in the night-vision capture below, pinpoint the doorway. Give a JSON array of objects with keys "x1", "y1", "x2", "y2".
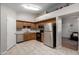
[{"x1": 61, "y1": 12, "x2": 79, "y2": 51}]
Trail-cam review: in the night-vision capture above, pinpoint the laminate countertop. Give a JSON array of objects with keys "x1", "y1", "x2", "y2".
[{"x1": 16, "y1": 30, "x2": 40, "y2": 34}]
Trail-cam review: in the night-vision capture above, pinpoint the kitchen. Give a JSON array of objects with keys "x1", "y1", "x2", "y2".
[
  {"x1": 16, "y1": 18, "x2": 56, "y2": 48},
  {"x1": 0, "y1": 3, "x2": 79, "y2": 55}
]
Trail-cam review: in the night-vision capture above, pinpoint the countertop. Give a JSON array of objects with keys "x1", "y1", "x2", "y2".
[{"x1": 16, "y1": 30, "x2": 40, "y2": 35}]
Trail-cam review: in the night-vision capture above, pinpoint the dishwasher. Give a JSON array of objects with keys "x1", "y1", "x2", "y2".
[{"x1": 16, "y1": 34, "x2": 24, "y2": 43}]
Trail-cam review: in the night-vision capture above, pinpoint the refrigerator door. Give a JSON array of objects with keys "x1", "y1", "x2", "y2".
[
  {"x1": 44, "y1": 23, "x2": 53, "y2": 31},
  {"x1": 44, "y1": 32, "x2": 53, "y2": 48}
]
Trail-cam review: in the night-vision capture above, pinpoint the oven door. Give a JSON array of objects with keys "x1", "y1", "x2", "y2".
[{"x1": 36, "y1": 33, "x2": 41, "y2": 42}]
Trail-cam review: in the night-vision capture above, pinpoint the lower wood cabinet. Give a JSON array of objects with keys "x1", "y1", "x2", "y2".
[{"x1": 24, "y1": 33, "x2": 36, "y2": 41}]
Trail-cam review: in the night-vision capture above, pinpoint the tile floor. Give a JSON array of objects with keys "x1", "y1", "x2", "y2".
[{"x1": 5, "y1": 40, "x2": 79, "y2": 55}]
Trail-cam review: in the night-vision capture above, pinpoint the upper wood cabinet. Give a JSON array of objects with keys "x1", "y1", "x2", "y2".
[
  {"x1": 16, "y1": 18, "x2": 56, "y2": 29},
  {"x1": 16, "y1": 21, "x2": 24, "y2": 29},
  {"x1": 16, "y1": 20, "x2": 36, "y2": 29},
  {"x1": 35, "y1": 18, "x2": 56, "y2": 29},
  {"x1": 35, "y1": 24, "x2": 39, "y2": 29},
  {"x1": 23, "y1": 22, "x2": 31, "y2": 27},
  {"x1": 24, "y1": 23, "x2": 36, "y2": 29},
  {"x1": 31, "y1": 23, "x2": 36, "y2": 29}
]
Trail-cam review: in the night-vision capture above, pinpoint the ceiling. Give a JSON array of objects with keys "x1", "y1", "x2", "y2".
[{"x1": 2, "y1": 3, "x2": 72, "y2": 14}]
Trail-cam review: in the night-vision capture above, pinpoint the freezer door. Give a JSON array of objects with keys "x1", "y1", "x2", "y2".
[
  {"x1": 44, "y1": 32, "x2": 53, "y2": 48},
  {"x1": 44, "y1": 23, "x2": 53, "y2": 31}
]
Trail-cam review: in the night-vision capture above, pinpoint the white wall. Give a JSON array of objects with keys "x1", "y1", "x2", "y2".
[
  {"x1": 62, "y1": 17, "x2": 78, "y2": 38},
  {"x1": 6, "y1": 6, "x2": 16, "y2": 50},
  {"x1": 56, "y1": 15, "x2": 79, "y2": 51},
  {"x1": 0, "y1": 4, "x2": 1, "y2": 54},
  {"x1": 16, "y1": 13, "x2": 36, "y2": 22},
  {"x1": 56, "y1": 17, "x2": 62, "y2": 48},
  {"x1": 1, "y1": 5, "x2": 16, "y2": 54},
  {"x1": 36, "y1": 4, "x2": 79, "y2": 22},
  {"x1": 1, "y1": 5, "x2": 7, "y2": 54},
  {"x1": 78, "y1": 18, "x2": 79, "y2": 52}
]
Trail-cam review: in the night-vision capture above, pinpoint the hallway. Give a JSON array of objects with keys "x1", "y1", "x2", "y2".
[{"x1": 5, "y1": 40, "x2": 79, "y2": 55}]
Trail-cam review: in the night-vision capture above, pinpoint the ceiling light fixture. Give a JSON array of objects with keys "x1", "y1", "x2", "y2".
[{"x1": 21, "y1": 4, "x2": 41, "y2": 11}]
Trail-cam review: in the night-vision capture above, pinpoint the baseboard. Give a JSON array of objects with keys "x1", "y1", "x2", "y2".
[
  {"x1": 7, "y1": 43, "x2": 16, "y2": 50},
  {"x1": 1, "y1": 51, "x2": 7, "y2": 55},
  {"x1": 78, "y1": 47, "x2": 79, "y2": 52},
  {"x1": 62, "y1": 37, "x2": 70, "y2": 39},
  {"x1": 56, "y1": 46, "x2": 62, "y2": 49}
]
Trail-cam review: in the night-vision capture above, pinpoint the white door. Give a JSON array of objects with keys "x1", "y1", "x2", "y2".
[{"x1": 7, "y1": 16, "x2": 16, "y2": 50}]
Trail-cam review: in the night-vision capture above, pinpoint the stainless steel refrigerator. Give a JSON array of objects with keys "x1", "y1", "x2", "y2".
[{"x1": 44, "y1": 23, "x2": 56, "y2": 48}]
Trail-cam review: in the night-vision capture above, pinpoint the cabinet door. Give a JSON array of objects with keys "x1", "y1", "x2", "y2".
[
  {"x1": 24, "y1": 33, "x2": 36, "y2": 41},
  {"x1": 30, "y1": 33, "x2": 36, "y2": 40},
  {"x1": 31, "y1": 24, "x2": 36, "y2": 29},
  {"x1": 24, "y1": 22, "x2": 30, "y2": 26},
  {"x1": 36, "y1": 24, "x2": 39, "y2": 29},
  {"x1": 27, "y1": 33, "x2": 32, "y2": 40},
  {"x1": 24, "y1": 33, "x2": 29, "y2": 41},
  {"x1": 27, "y1": 33, "x2": 36, "y2": 40},
  {"x1": 16, "y1": 22, "x2": 24, "y2": 29},
  {"x1": 24, "y1": 22, "x2": 32, "y2": 28}
]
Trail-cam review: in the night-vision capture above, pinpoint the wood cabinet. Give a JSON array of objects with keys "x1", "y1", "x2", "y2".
[
  {"x1": 24, "y1": 33, "x2": 36, "y2": 41},
  {"x1": 35, "y1": 23, "x2": 39, "y2": 29},
  {"x1": 31, "y1": 23, "x2": 36, "y2": 29},
  {"x1": 35, "y1": 18, "x2": 56, "y2": 29},
  {"x1": 16, "y1": 18, "x2": 56, "y2": 29},
  {"x1": 16, "y1": 21, "x2": 31, "y2": 29},
  {"x1": 16, "y1": 21, "x2": 36, "y2": 29},
  {"x1": 23, "y1": 22, "x2": 30, "y2": 26},
  {"x1": 16, "y1": 21, "x2": 24, "y2": 29}
]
